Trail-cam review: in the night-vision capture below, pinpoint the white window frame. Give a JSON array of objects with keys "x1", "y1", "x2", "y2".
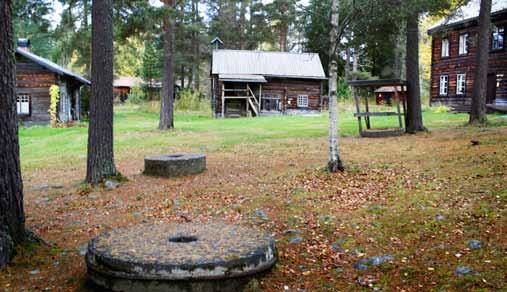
[
  {"x1": 16, "y1": 94, "x2": 30, "y2": 115},
  {"x1": 297, "y1": 95, "x2": 309, "y2": 108},
  {"x1": 441, "y1": 38, "x2": 449, "y2": 57},
  {"x1": 492, "y1": 26, "x2": 504, "y2": 50},
  {"x1": 459, "y1": 33, "x2": 469, "y2": 55},
  {"x1": 456, "y1": 74, "x2": 466, "y2": 95},
  {"x1": 439, "y1": 75, "x2": 448, "y2": 95}
]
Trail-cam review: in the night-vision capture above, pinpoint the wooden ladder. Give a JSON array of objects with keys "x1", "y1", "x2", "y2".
[{"x1": 247, "y1": 84, "x2": 259, "y2": 117}]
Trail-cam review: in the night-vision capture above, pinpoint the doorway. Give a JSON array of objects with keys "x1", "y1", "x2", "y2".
[{"x1": 487, "y1": 73, "x2": 497, "y2": 104}]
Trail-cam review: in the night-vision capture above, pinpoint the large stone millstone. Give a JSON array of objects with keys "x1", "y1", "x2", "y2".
[
  {"x1": 144, "y1": 154, "x2": 206, "y2": 177},
  {"x1": 85, "y1": 223, "x2": 277, "y2": 292}
]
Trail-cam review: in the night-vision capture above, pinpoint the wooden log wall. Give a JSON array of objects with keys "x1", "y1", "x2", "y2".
[
  {"x1": 15, "y1": 55, "x2": 57, "y2": 123},
  {"x1": 213, "y1": 76, "x2": 323, "y2": 116},
  {"x1": 430, "y1": 17, "x2": 507, "y2": 112}
]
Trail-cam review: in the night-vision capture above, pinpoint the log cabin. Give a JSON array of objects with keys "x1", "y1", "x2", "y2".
[
  {"x1": 210, "y1": 49, "x2": 327, "y2": 118},
  {"x1": 428, "y1": 1, "x2": 507, "y2": 112},
  {"x1": 113, "y1": 76, "x2": 143, "y2": 102},
  {"x1": 15, "y1": 39, "x2": 90, "y2": 125},
  {"x1": 374, "y1": 86, "x2": 407, "y2": 105}
]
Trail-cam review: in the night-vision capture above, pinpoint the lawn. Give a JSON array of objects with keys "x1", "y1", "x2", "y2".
[{"x1": 1, "y1": 104, "x2": 506, "y2": 291}]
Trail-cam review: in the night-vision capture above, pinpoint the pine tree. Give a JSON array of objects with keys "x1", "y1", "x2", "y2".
[{"x1": 0, "y1": 0, "x2": 26, "y2": 268}]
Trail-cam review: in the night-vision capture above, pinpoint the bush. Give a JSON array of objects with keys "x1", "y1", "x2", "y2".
[
  {"x1": 432, "y1": 105, "x2": 450, "y2": 113},
  {"x1": 127, "y1": 86, "x2": 146, "y2": 105},
  {"x1": 175, "y1": 89, "x2": 210, "y2": 113}
]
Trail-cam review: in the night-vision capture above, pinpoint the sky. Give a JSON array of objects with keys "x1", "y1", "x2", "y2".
[{"x1": 49, "y1": 0, "x2": 310, "y2": 28}]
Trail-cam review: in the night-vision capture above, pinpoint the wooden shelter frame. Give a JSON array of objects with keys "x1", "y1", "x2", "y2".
[{"x1": 347, "y1": 79, "x2": 407, "y2": 137}]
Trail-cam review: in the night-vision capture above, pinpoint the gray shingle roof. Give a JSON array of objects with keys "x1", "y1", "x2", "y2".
[
  {"x1": 428, "y1": 0, "x2": 507, "y2": 35},
  {"x1": 16, "y1": 48, "x2": 90, "y2": 85},
  {"x1": 212, "y1": 50, "x2": 327, "y2": 80}
]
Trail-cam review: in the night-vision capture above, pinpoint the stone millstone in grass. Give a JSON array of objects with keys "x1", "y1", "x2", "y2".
[
  {"x1": 85, "y1": 222, "x2": 277, "y2": 292},
  {"x1": 144, "y1": 154, "x2": 206, "y2": 177}
]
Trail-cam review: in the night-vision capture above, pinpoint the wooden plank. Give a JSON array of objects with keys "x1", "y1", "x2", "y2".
[
  {"x1": 353, "y1": 112, "x2": 403, "y2": 117},
  {"x1": 353, "y1": 87, "x2": 363, "y2": 133},
  {"x1": 364, "y1": 95, "x2": 371, "y2": 129}
]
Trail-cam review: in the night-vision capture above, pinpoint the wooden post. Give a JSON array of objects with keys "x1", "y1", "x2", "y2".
[
  {"x1": 364, "y1": 92, "x2": 371, "y2": 129},
  {"x1": 74, "y1": 87, "x2": 81, "y2": 121},
  {"x1": 353, "y1": 87, "x2": 363, "y2": 134},
  {"x1": 259, "y1": 84, "x2": 262, "y2": 114},
  {"x1": 221, "y1": 83, "x2": 225, "y2": 118},
  {"x1": 246, "y1": 84, "x2": 249, "y2": 116},
  {"x1": 394, "y1": 85, "x2": 403, "y2": 129}
]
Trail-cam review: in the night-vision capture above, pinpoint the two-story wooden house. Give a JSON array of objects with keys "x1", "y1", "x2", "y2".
[{"x1": 428, "y1": 1, "x2": 507, "y2": 112}]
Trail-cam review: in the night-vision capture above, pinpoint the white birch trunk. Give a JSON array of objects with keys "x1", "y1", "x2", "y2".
[{"x1": 328, "y1": 0, "x2": 343, "y2": 172}]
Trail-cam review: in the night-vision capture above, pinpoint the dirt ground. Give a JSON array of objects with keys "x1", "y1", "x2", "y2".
[{"x1": 1, "y1": 127, "x2": 506, "y2": 291}]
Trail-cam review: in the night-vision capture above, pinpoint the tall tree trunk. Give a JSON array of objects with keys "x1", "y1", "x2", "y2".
[
  {"x1": 405, "y1": 13, "x2": 425, "y2": 133},
  {"x1": 0, "y1": 0, "x2": 25, "y2": 268},
  {"x1": 280, "y1": 24, "x2": 288, "y2": 52},
  {"x1": 469, "y1": 0, "x2": 492, "y2": 124},
  {"x1": 191, "y1": 0, "x2": 200, "y2": 91},
  {"x1": 159, "y1": 0, "x2": 175, "y2": 130},
  {"x1": 344, "y1": 46, "x2": 350, "y2": 80},
  {"x1": 239, "y1": 0, "x2": 247, "y2": 49},
  {"x1": 328, "y1": 0, "x2": 344, "y2": 173},
  {"x1": 86, "y1": 0, "x2": 117, "y2": 184}
]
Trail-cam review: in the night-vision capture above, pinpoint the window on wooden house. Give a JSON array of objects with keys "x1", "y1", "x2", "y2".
[
  {"x1": 297, "y1": 95, "x2": 309, "y2": 108},
  {"x1": 16, "y1": 94, "x2": 30, "y2": 115},
  {"x1": 441, "y1": 38, "x2": 450, "y2": 57},
  {"x1": 492, "y1": 26, "x2": 504, "y2": 50},
  {"x1": 439, "y1": 75, "x2": 448, "y2": 95},
  {"x1": 456, "y1": 74, "x2": 466, "y2": 95},
  {"x1": 459, "y1": 33, "x2": 469, "y2": 55}
]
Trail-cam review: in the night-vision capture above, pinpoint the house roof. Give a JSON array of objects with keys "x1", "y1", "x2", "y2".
[
  {"x1": 428, "y1": 0, "x2": 507, "y2": 35},
  {"x1": 219, "y1": 74, "x2": 267, "y2": 83},
  {"x1": 114, "y1": 76, "x2": 143, "y2": 88},
  {"x1": 212, "y1": 50, "x2": 327, "y2": 80},
  {"x1": 16, "y1": 48, "x2": 90, "y2": 85},
  {"x1": 375, "y1": 86, "x2": 407, "y2": 93}
]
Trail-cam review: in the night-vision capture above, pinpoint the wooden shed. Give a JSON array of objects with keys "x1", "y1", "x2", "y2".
[
  {"x1": 15, "y1": 41, "x2": 90, "y2": 125},
  {"x1": 113, "y1": 76, "x2": 143, "y2": 102},
  {"x1": 211, "y1": 50, "x2": 327, "y2": 118},
  {"x1": 374, "y1": 86, "x2": 407, "y2": 105}
]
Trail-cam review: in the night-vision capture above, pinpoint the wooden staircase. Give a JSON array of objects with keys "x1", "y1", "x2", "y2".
[{"x1": 222, "y1": 84, "x2": 260, "y2": 117}]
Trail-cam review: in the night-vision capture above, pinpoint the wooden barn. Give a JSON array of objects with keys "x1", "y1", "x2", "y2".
[
  {"x1": 211, "y1": 50, "x2": 327, "y2": 118},
  {"x1": 15, "y1": 40, "x2": 90, "y2": 125},
  {"x1": 374, "y1": 86, "x2": 407, "y2": 105},
  {"x1": 428, "y1": 1, "x2": 507, "y2": 112},
  {"x1": 113, "y1": 76, "x2": 143, "y2": 102}
]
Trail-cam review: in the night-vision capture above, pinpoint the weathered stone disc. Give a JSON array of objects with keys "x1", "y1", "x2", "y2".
[
  {"x1": 86, "y1": 223, "x2": 277, "y2": 291},
  {"x1": 144, "y1": 154, "x2": 206, "y2": 177}
]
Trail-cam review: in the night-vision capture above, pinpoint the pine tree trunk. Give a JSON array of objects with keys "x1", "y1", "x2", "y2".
[
  {"x1": 405, "y1": 13, "x2": 425, "y2": 133},
  {"x1": 160, "y1": 0, "x2": 175, "y2": 130},
  {"x1": 328, "y1": 0, "x2": 344, "y2": 173},
  {"x1": 0, "y1": 0, "x2": 25, "y2": 268},
  {"x1": 191, "y1": 0, "x2": 199, "y2": 91},
  {"x1": 469, "y1": 0, "x2": 492, "y2": 124},
  {"x1": 86, "y1": 0, "x2": 117, "y2": 184},
  {"x1": 239, "y1": 0, "x2": 247, "y2": 49}
]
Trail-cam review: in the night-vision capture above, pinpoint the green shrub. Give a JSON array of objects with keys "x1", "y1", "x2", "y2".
[
  {"x1": 431, "y1": 104, "x2": 450, "y2": 113},
  {"x1": 175, "y1": 89, "x2": 210, "y2": 113},
  {"x1": 127, "y1": 86, "x2": 146, "y2": 104}
]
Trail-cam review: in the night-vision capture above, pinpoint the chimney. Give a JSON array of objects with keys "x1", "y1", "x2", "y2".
[{"x1": 17, "y1": 38, "x2": 31, "y2": 51}]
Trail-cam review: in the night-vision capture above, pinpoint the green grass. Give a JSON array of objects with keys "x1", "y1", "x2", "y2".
[{"x1": 19, "y1": 103, "x2": 507, "y2": 170}]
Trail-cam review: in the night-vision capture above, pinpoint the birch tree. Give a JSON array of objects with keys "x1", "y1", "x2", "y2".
[{"x1": 328, "y1": 0, "x2": 344, "y2": 172}]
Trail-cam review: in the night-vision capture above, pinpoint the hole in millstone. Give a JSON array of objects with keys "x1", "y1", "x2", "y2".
[
  {"x1": 169, "y1": 235, "x2": 198, "y2": 243},
  {"x1": 166, "y1": 154, "x2": 184, "y2": 158}
]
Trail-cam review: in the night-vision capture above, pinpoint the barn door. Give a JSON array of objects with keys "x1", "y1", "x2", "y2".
[{"x1": 486, "y1": 73, "x2": 497, "y2": 104}]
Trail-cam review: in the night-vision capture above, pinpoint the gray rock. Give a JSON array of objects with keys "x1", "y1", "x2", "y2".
[
  {"x1": 467, "y1": 239, "x2": 482, "y2": 250},
  {"x1": 104, "y1": 180, "x2": 120, "y2": 190},
  {"x1": 289, "y1": 236, "x2": 303, "y2": 244},
  {"x1": 30, "y1": 269, "x2": 40, "y2": 275},
  {"x1": 282, "y1": 229, "x2": 300, "y2": 236},
  {"x1": 87, "y1": 193, "x2": 98, "y2": 200},
  {"x1": 353, "y1": 255, "x2": 394, "y2": 270},
  {"x1": 35, "y1": 197, "x2": 50, "y2": 205},
  {"x1": 455, "y1": 266, "x2": 474, "y2": 277},
  {"x1": 144, "y1": 154, "x2": 206, "y2": 177},
  {"x1": 435, "y1": 214, "x2": 445, "y2": 221},
  {"x1": 331, "y1": 239, "x2": 346, "y2": 252},
  {"x1": 252, "y1": 209, "x2": 268, "y2": 221}
]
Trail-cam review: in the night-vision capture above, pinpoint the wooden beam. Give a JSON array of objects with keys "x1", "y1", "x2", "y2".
[
  {"x1": 353, "y1": 87, "x2": 363, "y2": 134},
  {"x1": 221, "y1": 83, "x2": 225, "y2": 118}
]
